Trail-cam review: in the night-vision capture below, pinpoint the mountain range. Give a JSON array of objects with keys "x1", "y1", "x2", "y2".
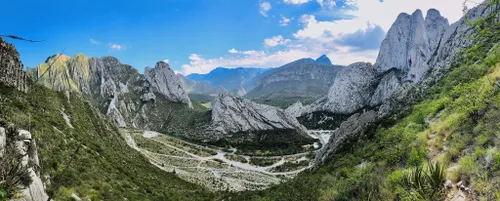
[{"x1": 1, "y1": 1, "x2": 499, "y2": 200}]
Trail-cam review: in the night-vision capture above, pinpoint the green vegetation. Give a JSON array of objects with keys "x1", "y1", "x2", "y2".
[
  {"x1": 211, "y1": 129, "x2": 317, "y2": 156},
  {"x1": 249, "y1": 158, "x2": 280, "y2": 167},
  {"x1": 0, "y1": 124, "x2": 32, "y2": 199},
  {"x1": 222, "y1": 3, "x2": 500, "y2": 200},
  {"x1": 297, "y1": 111, "x2": 350, "y2": 130},
  {"x1": 271, "y1": 160, "x2": 309, "y2": 172},
  {"x1": 0, "y1": 83, "x2": 213, "y2": 200},
  {"x1": 402, "y1": 163, "x2": 447, "y2": 200}
]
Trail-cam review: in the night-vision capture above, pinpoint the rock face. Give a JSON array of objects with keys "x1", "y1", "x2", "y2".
[
  {"x1": 285, "y1": 101, "x2": 305, "y2": 118},
  {"x1": 375, "y1": 9, "x2": 445, "y2": 82},
  {"x1": 0, "y1": 126, "x2": 49, "y2": 201},
  {"x1": 317, "y1": 62, "x2": 377, "y2": 114},
  {"x1": 369, "y1": 70, "x2": 404, "y2": 107},
  {"x1": 313, "y1": 111, "x2": 377, "y2": 168},
  {"x1": 31, "y1": 55, "x2": 192, "y2": 128},
  {"x1": 245, "y1": 56, "x2": 344, "y2": 106},
  {"x1": 210, "y1": 94, "x2": 306, "y2": 136},
  {"x1": 0, "y1": 37, "x2": 28, "y2": 92},
  {"x1": 144, "y1": 61, "x2": 192, "y2": 107}
]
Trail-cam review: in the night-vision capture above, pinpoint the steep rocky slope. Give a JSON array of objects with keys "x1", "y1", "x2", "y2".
[
  {"x1": 245, "y1": 55, "x2": 344, "y2": 108},
  {"x1": 29, "y1": 54, "x2": 192, "y2": 129},
  {"x1": 207, "y1": 93, "x2": 314, "y2": 153}
]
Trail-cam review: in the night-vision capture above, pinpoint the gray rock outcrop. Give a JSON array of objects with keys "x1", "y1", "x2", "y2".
[
  {"x1": 0, "y1": 126, "x2": 49, "y2": 201},
  {"x1": 0, "y1": 37, "x2": 28, "y2": 92},
  {"x1": 144, "y1": 61, "x2": 192, "y2": 107},
  {"x1": 307, "y1": 62, "x2": 377, "y2": 114},
  {"x1": 210, "y1": 93, "x2": 306, "y2": 136},
  {"x1": 313, "y1": 111, "x2": 377, "y2": 168},
  {"x1": 369, "y1": 70, "x2": 404, "y2": 107},
  {"x1": 374, "y1": 9, "x2": 449, "y2": 82},
  {"x1": 285, "y1": 101, "x2": 305, "y2": 118}
]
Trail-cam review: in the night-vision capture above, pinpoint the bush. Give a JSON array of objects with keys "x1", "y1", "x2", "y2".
[{"x1": 403, "y1": 162, "x2": 447, "y2": 201}]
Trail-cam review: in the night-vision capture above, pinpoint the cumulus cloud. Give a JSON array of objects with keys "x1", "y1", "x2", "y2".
[
  {"x1": 163, "y1": 59, "x2": 170, "y2": 63},
  {"x1": 316, "y1": 0, "x2": 336, "y2": 8},
  {"x1": 90, "y1": 39, "x2": 100, "y2": 44},
  {"x1": 264, "y1": 35, "x2": 290, "y2": 47},
  {"x1": 279, "y1": 16, "x2": 291, "y2": 26},
  {"x1": 284, "y1": 0, "x2": 310, "y2": 5},
  {"x1": 108, "y1": 43, "x2": 126, "y2": 51},
  {"x1": 259, "y1": 2, "x2": 272, "y2": 17}
]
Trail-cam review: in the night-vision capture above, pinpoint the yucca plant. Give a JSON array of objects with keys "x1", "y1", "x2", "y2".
[{"x1": 404, "y1": 162, "x2": 447, "y2": 200}]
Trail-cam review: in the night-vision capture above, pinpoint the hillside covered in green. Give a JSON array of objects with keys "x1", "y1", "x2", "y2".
[{"x1": 0, "y1": 82, "x2": 213, "y2": 200}]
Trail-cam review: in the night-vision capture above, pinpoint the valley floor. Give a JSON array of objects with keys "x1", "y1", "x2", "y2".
[{"x1": 120, "y1": 129, "x2": 334, "y2": 191}]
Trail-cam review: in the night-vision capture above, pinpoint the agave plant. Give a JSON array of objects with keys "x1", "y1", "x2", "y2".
[{"x1": 405, "y1": 162, "x2": 447, "y2": 200}]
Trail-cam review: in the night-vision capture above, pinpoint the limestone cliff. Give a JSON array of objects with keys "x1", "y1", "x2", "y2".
[
  {"x1": 31, "y1": 55, "x2": 192, "y2": 128},
  {"x1": 0, "y1": 37, "x2": 28, "y2": 92}
]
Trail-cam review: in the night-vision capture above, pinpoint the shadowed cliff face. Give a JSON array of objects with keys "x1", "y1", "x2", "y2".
[{"x1": 0, "y1": 37, "x2": 28, "y2": 92}]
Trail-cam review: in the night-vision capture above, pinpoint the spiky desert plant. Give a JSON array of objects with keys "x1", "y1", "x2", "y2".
[{"x1": 405, "y1": 162, "x2": 447, "y2": 200}]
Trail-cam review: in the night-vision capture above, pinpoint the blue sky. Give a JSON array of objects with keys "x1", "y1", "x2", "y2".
[{"x1": 1, "y1": 0, "x2": 470, "y2": 75}]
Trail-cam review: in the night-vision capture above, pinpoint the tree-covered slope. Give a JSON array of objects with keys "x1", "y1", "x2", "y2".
[{"x1": 0, "y1": 83, "x2": 213, "y2": 200}]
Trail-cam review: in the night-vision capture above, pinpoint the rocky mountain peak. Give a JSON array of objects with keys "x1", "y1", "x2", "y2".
[
  {"x1": 315, "y1": 54, "x2": 332, "y2": 65},
  {"x1": 144, "y1": 61, "x2": 192, "y2": 107},
  {"x1": 45, "y1": 53, "x2": 70, "y2": 63},
  {"x1": 426, "y1": 9, "x2": 450, "y2": 52},
  {"x1": 375, "y1": 8, "x2": 449, "y2": 82}
]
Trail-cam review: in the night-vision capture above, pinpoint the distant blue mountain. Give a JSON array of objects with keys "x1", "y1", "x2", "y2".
[
  {"x1": 314, "y1": 54, "x2": 332, "y2": 65},
  {"x1": 186, "y1": 67, "x2": 271, "y2": 95}
]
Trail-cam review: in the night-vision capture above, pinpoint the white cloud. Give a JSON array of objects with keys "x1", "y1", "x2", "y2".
[
  {"x1": 259, "y1": 2, "x2": 272, "y2": 17},
  {"x1": 279, "y1": 16, "x2": 291, "y2": 26},
  {"x1": 90, "y1": 39, "x2": 100, "y2": 44},
  {"x1": 108, "y1": 43, "x2": 126, "y2": 51},
  {"x1": 229, "y1": 48, "x2": 238, "y2": 54},
  {"x1": 163, "y1": 59, "x2": 170, "y2": 63},
  {"x1": 284, "y1": 0, "x2": 310, "y2": 5},
  {"x1": 343, "y1": 0, "x2": 474, "y2": 33},
  {"x1": 316, "y1": 0, "x2": 336, "y2": 8},
  {"x1": 264, "y1": 35, "x2": 290, "y2": 47}
]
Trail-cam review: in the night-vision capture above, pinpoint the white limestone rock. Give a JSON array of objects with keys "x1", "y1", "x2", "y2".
[
  {"x1": 285, "y1": 101, "x2": 304, "y2": 118},
  {"x1": 0, "y1": 127, "x2": 5, "y2": 158},
  {"x1": 369, "y1": 71, "x2": 403, "y2": 107},
  {"x1": 210, "y1": 93, "x2": 306, "y2": 135},
  {"x1": 317, "y1": 62, "x2": 377, "y2": 114},
  {"x1": 144, "y1": 61, "x2": 192, "y2": 108},
  {"x1": 426, "y1": 9, "x2": 449, "y2": 53},
  {"x1": 106, "y1": 96, "x2": 126, "y2": 127}
]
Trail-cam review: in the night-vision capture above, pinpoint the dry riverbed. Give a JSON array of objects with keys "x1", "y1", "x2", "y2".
[{"x1": 120, "y1": 129, "x2": 334, "y2": 191}]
